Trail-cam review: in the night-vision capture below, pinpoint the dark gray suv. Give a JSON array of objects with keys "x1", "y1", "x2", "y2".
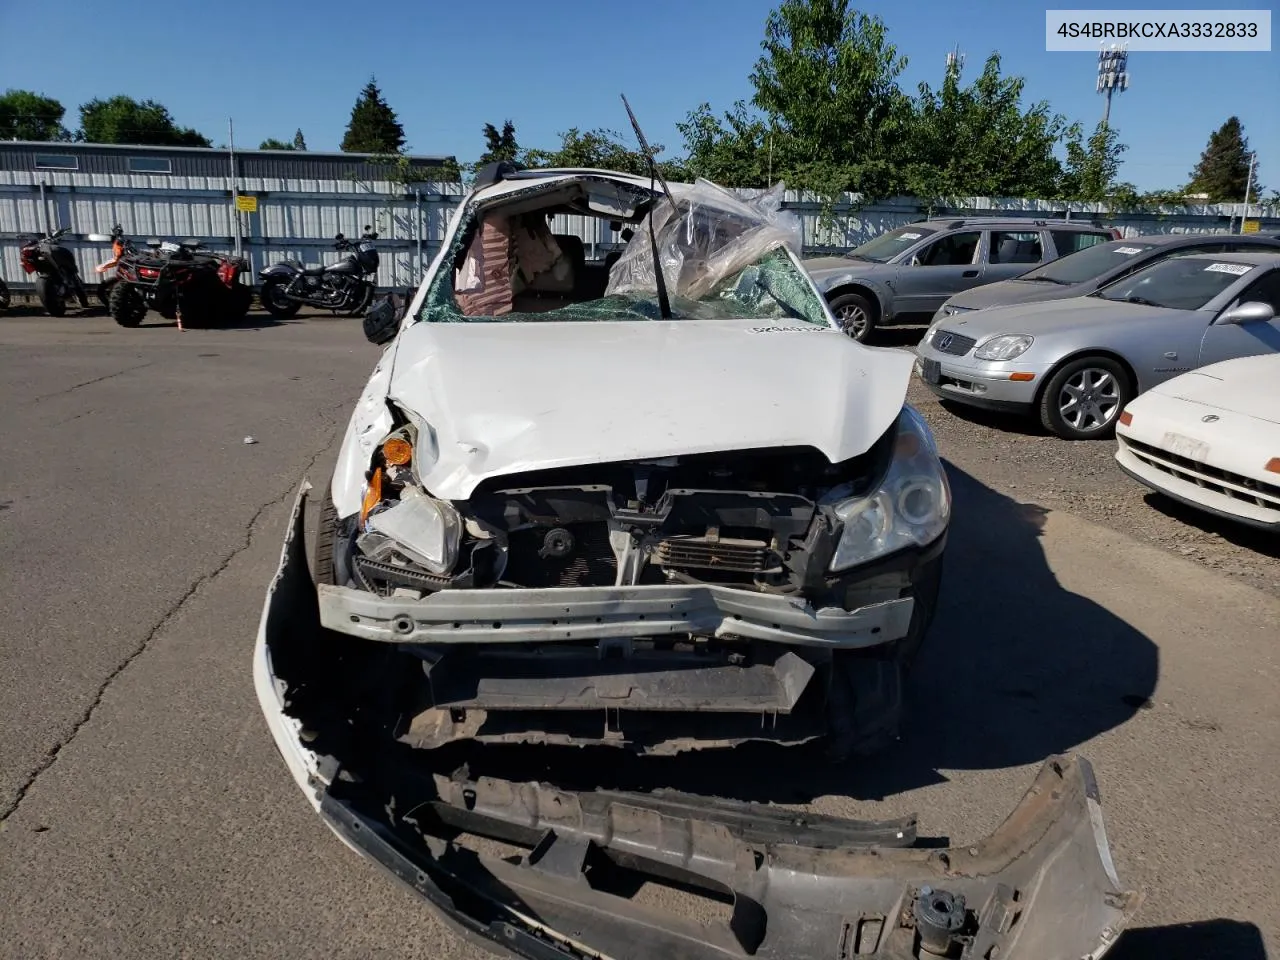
[{"x1": 803, "y1": 218, "x2": 1115, "y2": 342}]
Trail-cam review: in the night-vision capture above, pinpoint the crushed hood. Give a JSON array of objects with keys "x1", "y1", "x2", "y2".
[
  {"x1": 387, "y1": 318, "x2": 913, "y2": 499},
  {"x1": 1151, "y1": 354, "x2": 1280, "y2": 425}
]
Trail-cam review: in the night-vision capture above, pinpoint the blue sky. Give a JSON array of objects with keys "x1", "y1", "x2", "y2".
[{"x1": 2, "y1": 0, "x2": 1276, "y2": 192}]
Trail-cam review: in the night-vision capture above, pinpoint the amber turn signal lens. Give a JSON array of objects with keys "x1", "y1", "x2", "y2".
[
  {"x1": 1008, "y1": 372, "x2": 1036, "y2": 382},
  {"x1": 360, "y1": 467, "x2": 383, "y2": 524},
  {"x1": 1265, "y1": 457, "x2": 1280, "y2": 474},
  {"x1": 382, "y1": 436, "x2": 412, "y2": 466},
  {"x1": 1119, "y1": 411, "x2": 1133, "y2": 427}
]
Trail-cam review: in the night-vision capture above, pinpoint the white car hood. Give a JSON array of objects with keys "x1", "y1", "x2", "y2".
[
  {"x1": 1150, "y1": 354, "x2": 1280, "y2": 425},
  {"x1": 386, "y1": 318, "x2": 913, "y2": 500}
]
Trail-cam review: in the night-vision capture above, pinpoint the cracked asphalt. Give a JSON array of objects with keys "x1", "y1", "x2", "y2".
[{"x1": 0, "y1": 312, "x2": 1276, "y2": 959}]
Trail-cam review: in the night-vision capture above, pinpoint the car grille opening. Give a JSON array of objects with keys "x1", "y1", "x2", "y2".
[
  {"x1": 931, "y1": 330, "x2": 977, "y2": 356},
  {"x1": 653, "y1": 535, "x2": 776, "y2": 574},
  {"x1": 1123, "y1": 437, "x2": 1280, "y2": 512}
]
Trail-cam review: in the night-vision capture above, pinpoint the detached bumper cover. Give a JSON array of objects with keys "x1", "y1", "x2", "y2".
[{"x1": 256, "y1": 483, "x2": 1141, "y2": 959}]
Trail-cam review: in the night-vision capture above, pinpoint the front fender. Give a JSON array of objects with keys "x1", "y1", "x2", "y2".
[{"x1": 817, "y1": 273, "x2": 896, "y2": 322}]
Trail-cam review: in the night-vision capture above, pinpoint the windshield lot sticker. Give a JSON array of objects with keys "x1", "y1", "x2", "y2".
[
  {"x1": 1114, "y1": 246, "x2": 1144, "y2": 255},
  {"x1": 749, "y1": 325, "x2": 832, "y2": 334},
  {"x1": 1205, "y1": 262, "x2": 1252, "y2": 275},
  {"x1": 900, "y1": 232, "x2": 922, "y2": 240}
]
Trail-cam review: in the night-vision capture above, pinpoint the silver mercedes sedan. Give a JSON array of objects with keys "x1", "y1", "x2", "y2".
[{"x1": 914, "y1": 251, "x2": 1280, "y2": 439}]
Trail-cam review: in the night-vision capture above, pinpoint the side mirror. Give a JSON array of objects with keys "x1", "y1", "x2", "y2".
[
  {"x1": 1217, "y1": 300, "x2": 1275, "y2": 325},
  {"x1": 909, "y1": 254, "x2": 922, "y2": 267},
  {"x1": 363, "y1": 293, "x2": 401, "y2": 345}
]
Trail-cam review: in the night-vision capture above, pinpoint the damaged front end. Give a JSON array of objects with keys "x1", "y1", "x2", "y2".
[
  {"x1": 320, "y1": 402, "x2": 948, "y2": 756},
  {"x1": 257, "y1": 484, "x2": 1141, "y2": 960}
]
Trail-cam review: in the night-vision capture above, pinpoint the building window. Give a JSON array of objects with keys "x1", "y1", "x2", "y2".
[
  {"x1": 35, "y1": 154, "x2": 78, "y2": 171},
  {"x1": 128, "y1": 157, "x2": 172, "y2": 174}
]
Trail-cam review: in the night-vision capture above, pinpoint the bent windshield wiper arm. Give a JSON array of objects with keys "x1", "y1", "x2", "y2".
[{"x1": 622, "y1": 93, "x2": 672, "y2": 319}]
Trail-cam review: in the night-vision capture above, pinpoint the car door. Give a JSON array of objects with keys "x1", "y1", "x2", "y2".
[
  {"x1": 1199, "y1": 267, "x2": 1280, "y2": 367},
  {"x1": 984, "y1": 229, "x2": 1048, "y2": 284},
  {"x1": 891, "y1": 230, "x2": 984, "y2": 315}
]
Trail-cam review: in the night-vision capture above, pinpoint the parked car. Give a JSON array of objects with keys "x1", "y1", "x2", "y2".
[
  {"x1": 935, "y1": 232, "x2": 1280, "y2": 318},
  {"x1": 803, "y1": 217, "x2": 1115, "y2": 342},
  {"x1": 253, "y1": 165, "x2": 1136, "y2": 960},
  {"x1": 915, "y1": 251, "x2": 1280, "y2": 439},
  {"x1": 1116, "y1": 354, "x2": 1280, "y2": 530}
]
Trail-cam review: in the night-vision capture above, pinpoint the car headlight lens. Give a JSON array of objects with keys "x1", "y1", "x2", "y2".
[
  {"x1": 975, "y1": 334, "x2": 1033, "y2": 361},
  {"x1": 359, "y1": 491, "x2": 461, "y2": 574},
  {"x1": 830, "y1": 407, "x2": 950, "y2": 571}
]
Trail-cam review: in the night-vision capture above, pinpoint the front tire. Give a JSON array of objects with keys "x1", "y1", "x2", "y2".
[
  {"x1": 1039, "y1": 355, "x2": 1131, "y2": 440},
  {"x1": 829, "y1": 291, "x2": 876, "y2": 343},
  {"x1": 260, "y1": 277, "x2": 302, "y2": 319},
  {"x1": 108, "y1": 282, "x2": 147, "y2": 328},
  {"x1": 35, "y1": 276, "x2": 66, "y2": 317}
]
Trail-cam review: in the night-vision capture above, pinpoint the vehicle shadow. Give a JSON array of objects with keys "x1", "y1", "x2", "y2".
[
  {"x1": 867, "y1": 324, "x2": 927, "y2": 349},
  {"x1": 935, "y1": 397, "x2": 1051, "y2": 437},
  {"x1": 1108, "y1": 919, "x2": 1268, "y2": 960},
  {"x1": 1144, "y1": 491, "x2": 1280, "y2": 559},
  {"x1": 440, "y1": 464, "x2": 1160, "y2": 805}
]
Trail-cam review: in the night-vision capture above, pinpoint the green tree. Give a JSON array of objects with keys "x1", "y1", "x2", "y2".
[
  {"x1": 1060, "y1": 121, "x2": 1128, "y2": 201},
  {"x1": 679, "y1": 103, "x2": 772, "y2": 187},
  {"x1": 1186, "y1": 117, "x2": 1259, "y2": 202},
  {"x1": 258, "y1": 137, "x2": 294, "y2": 150},
  {"x1": 0, "y1": 89, "x2": 70, "y2": 141},
  {"x1": 523, "y1": 127, "x2": 688, "y2": 180},
  {"x1": 340, "y1": 78, "x2": 405, "y2": 153},
  {"x1": 476, "y1": 120, "x2": 520, "y2": 165},
  {"x1": 292, "y1": 128, "x2": 307, "y2": 150},
  {"x1": 749, "y1": 0, "x2": 913, "y2": 198},
  {"x1": 78, "y1": 96, "x2": 211, "y2": 146},
  {"x1": 905, "y1": 54, "x2": 1069, "y2": 202}
]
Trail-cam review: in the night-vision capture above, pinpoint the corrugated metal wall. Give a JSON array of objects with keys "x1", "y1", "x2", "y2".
[{"x1": 2, "y1": 177, "x2": 1276, "y2": 295}]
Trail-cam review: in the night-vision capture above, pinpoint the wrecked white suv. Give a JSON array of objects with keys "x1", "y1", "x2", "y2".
[{"x1": 255, "y1": 166, "x2": 1136, "y2": 959}]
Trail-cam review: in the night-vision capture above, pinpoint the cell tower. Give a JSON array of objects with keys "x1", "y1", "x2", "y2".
[
  {"x1": 946, "y1": 45, "x2": 965, "y2": 72},
  {"x1": 1096, "y1": 44, "x2": 1130, "y2": 126}
]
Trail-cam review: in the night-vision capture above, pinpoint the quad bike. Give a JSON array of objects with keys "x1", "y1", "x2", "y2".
[
  {"x1": 109, "y1": 236, "x2": 252, "y2": 329},
  {"x1": 19, "y1": 227, "x2": 90, "y2": 316}
]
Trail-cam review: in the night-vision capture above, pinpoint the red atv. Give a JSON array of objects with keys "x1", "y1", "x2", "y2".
[{"x1": 109, "y1": 235, "x2": 252, "y2": 329}]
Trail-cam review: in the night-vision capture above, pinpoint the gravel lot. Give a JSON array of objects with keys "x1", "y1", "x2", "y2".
[{"x1": 884, "y1": 327, "x2": 1280, "y2": 600}]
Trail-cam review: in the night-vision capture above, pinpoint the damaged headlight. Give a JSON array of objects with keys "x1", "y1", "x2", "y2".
[
  {"x1": 360, "y1": 492, "x2": 462, "y2": 575},
  {"x1": 356, "y1": 425, "x2": 462, "y2": 575},
  {"x1": 829, "y1": 407, "x2": 950, "y2": 571}
]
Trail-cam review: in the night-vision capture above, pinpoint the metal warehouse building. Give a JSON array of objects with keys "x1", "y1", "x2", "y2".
[
  {"x1": 0, "y1": 141, "x2": 464, "y2": 292},
  {"x1": 2, "y1": 140, "x2": 1276, "y2": 299}
]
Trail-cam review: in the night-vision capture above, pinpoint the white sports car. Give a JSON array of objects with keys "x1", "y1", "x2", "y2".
[{"x1": 1116, "y1": 353, "x2": 1280, "y2": 530}]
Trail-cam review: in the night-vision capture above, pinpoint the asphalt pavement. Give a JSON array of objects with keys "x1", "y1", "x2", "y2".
[{"x1": 0, "y1": 310, "x2": 1276, "y2": 959}]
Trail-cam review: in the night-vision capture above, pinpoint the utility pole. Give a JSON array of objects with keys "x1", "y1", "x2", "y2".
[
  {"x1": 1240, "y1": 151, "x2": 1257, "y2": 234},
  {"x1": 1096, "y1": 43, "x2": 1130, "y2": 126},
  {"x1": 228, "y1": 118, "x2": 242, "y2": 259}
]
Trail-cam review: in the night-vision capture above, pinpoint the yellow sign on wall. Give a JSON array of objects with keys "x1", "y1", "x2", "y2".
[
  {"x1": 1242, "y1": 219, "x2": 1259, "y2": 233},
  {"x1": 235, "y1": 195, "x2": 258, "y2": 213}
]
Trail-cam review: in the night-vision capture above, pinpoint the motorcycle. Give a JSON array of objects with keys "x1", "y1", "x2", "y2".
[
  {"x1": 91, "y1": 225, "x2": 127, "y2": 308},
  {"x1": 258, "y1": 227, "x2": 379, "y2": 318},
  {"x1": 109, "y1": 235, "x2": 252, "y2": 329},
  {"x1": 19, "y1": 227, "x2": 90, "y2": 316}
]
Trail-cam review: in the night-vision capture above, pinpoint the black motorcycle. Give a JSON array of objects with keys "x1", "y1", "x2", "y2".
[
  {"x1": 20, "y1": 227, "x2": 90, "y2": 316},
  {"x1": 258, "y1": 228, "x2": 379, "y2": 318}
]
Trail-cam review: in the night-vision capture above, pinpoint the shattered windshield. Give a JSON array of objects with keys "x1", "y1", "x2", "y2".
[{"x1": 416, "y1": 177, "x2": 829, "y2": 327}]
